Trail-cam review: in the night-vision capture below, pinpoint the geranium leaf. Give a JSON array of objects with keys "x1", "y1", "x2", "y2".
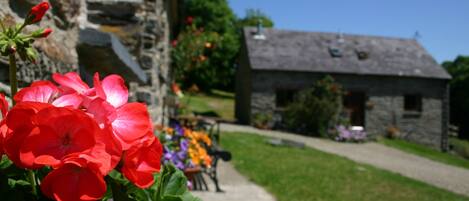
[{"x1": 154, "y1": 164, "x2": 201, "y2": 201}]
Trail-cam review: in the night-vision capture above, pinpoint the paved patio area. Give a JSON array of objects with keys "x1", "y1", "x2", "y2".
[{"x1": 192, "y1": 160, "x2": 276, "y2": 201}]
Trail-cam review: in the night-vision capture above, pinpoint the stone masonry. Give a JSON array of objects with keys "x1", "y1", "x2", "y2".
[
  {"x1": 245, "y1": 71, "x2": 448, "y2": 149},
  {"x1": 0, "y1": 0, "x2": 175, "y2": 124},
  {"x1": 85, "y1": 0, "x2": 172, "y2": 124}
]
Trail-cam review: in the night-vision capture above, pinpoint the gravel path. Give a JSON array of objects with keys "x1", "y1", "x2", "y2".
[
  {"x1": 221, "y1": 123, "x2": 469, "y2": 197},
  {"x1": 192, "y1": 160, "x2": 276, "y2": 201}
]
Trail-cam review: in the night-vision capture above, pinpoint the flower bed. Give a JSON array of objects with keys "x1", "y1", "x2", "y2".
[
  {"x1": 333, "y1": 125, "x2": 367, "y2": 142},
  {"x1": 157, "y1": 122, "x2": 213, "y2": 169}
]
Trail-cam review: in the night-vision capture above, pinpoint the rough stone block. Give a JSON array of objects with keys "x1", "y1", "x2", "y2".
[
  {"x1": 140, "y1": 54, "x2": 154, "y2": 70},
  {"x1": 78, "y1": 28, "x2": 148, "y2": 84},
  {"x1": 136, "y1": 90, "x2": 153, "y2": 105}
]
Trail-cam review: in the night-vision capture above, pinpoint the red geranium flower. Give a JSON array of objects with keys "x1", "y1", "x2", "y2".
[
  {"x1": 121, "y1": 135, "x2": 163, "y2": 188},
  {"x1": 4, "y1": 102, "x2": 51, "y2": 168},
  {"x1": 27, "y1": 2, "x2": 50, "y2": 24},
  {"x1": 90, "y1": 73, "x2": 152, "y2": 150},
  {"x1": 41, "y1": 161, "x2": 106, "y2": 201},
  {"x1": 19, "y1": 107, "x2": 99, "y2": 167}
]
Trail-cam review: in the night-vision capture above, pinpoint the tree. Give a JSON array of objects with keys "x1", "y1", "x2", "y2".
[
  {"x1": 443, "y1": 56, "x2": 469, "y2": 139},
  {"x1": 172, "y1": 1, "x2": 275, "y2": 92},
  {"x1": 237, "y1": 9, "x2": 274, "y2": 28},
  {"x1": 181, "y1": 0, "x2": 240, "y2": 91}
]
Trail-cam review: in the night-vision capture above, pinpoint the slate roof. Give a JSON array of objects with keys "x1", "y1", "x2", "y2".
[{"x1": 243, "y1": 27, "x2": 451, "y2": 79}]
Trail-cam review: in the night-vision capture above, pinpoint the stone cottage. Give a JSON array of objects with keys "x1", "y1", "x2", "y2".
[
  {"x1": 236, "y1": 27, "x2": 451, "y2": 150},
  {"x1": 0, "y1": 0, "x2": 182, "y2": 124}
]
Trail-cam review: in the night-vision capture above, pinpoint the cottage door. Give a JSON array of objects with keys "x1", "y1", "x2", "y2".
[{"x1": 343, "y1": 92, "x2": 366, "y2": 127}]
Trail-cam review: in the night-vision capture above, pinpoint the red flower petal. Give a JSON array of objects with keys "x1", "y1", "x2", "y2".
[
  {"x1": 112, "y1": 103, "x2": 151, "y2": 149},
  {"x1": 52, "y1": 93, "x2": 83, "y2": 108},
  {"x1": 40, "y1": 163, "x2": 106, "y2": 201},
  {"x1": 0, "y1": 93, "x2": 9, "y2": 118},
  {"x1": 122, "y1": 138, "x2": 162, "y2": 188},
  {"x1": 94, "y1": 73, "x2": 128, "y2": 108},
  {"x1": 121, "y1": 167, "x2": 155, "y2": 189},
  {"x1": 53, "y1": 72, "x2": 89, "y2": 94},
  {"x1": 14, "y1": 80, "x2": 58, "y2": 104},
  {"x1": 86, "y1": 98, "x2": 117, "y2": 126}
]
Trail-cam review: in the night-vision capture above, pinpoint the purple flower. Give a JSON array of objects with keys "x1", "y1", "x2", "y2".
[
  {"x1": 180, "y1": 139, "x2": 189, "y2": 151},
  {"x1": 335, "y1": 125, "x2": 367, "y2": 142},
  {"x1": 172, "y1": 123, "x2": 184, "y2": 136}
]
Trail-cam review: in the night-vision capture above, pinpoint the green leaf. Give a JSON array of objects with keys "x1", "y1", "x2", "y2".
[
  {"x1": 154, "y1": 164, "x2": 201, "y2": 201},
  {"x1": 106, "y1": 176, "x2": 135, "y2": 201}
]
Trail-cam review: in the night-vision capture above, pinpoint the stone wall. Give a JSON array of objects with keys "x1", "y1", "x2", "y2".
[
  {"x1": 85, "y1": 0, "x2": 171, "y2": 124},
  {"x1": 241, "y1": 70, "x2": 449, "y2": 149},
  {"x1": 0, "y1": 0, "x2": 174, "y2": 124},
  {"x1": 0, "y1": 0, "x2": 83, "y2": 92}
]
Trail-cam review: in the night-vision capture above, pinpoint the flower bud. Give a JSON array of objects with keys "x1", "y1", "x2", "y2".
[
  {"x1": 25, "y1": 2, "x2": 50, "y2": 25},
  {"x1": 8, "y1": 45, "x2": 16, "y2": 54},
  {"x1": 31, "y1": 28, "x2": 52, "y2": 38}
]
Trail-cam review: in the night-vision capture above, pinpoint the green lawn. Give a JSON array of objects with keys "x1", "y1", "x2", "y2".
[
  {"x1": 180, "y1": 90, "x2": 234, "y2": 120},
  {"x1": 378, "y1": 138, "x2": 469, "y2": 170},
  {"x1": 221, "y1": 132, "x2": 469, "y2": 201}
]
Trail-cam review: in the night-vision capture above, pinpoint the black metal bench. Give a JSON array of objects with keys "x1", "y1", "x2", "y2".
[{"x1": 172, "y1": 116, "x2": 232, "y2": 192}]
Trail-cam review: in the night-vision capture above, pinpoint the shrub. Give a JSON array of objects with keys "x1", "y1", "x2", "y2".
[
  {"x1": 449, "y1": 138, "x2": 469, "y2": 159},
  {"x1": 252, "y1": 112, "x2": 273, "y2": 129},
  {"x1": 283, "y1": 76, "x2": 343, "y2": 137}
]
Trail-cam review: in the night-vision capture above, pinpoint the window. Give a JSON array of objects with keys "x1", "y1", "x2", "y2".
[
  {"x1": 276, "y1": 89, "x2": 297, "y2": 108},
  {"x1": 356, "y1": 51, "x2": 369, "y2": 60},
  {"x1": 329, "y1": 47, "x2": 342, "y2": 57},
  {"x1": 404, "y1": 94, "x2": 422, "y2": 112}
]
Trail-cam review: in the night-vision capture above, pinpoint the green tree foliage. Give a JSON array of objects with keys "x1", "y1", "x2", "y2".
[
  {"x1": 284, "y1": 76, "x2": 343, "y2": 137},
  {"x1": 237, "y1": 9, "x2": 274, "y2": 28},
  {"x1": 180, "y1": 0, "x2": 240, "y2": 91},
  {"x1": 442, "y1": 56, "x2": 469, "y2": 139},
  {"x1": 173, "y1": 1, "x2": 274, "y2": 92},
  {"x1": 171, "y1": 25, "x2": 220, "y2": 90}
]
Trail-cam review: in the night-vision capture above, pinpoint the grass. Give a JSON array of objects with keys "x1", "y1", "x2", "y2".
[
  {"x1": 221, "y1": 132, "x2": 469, "y2": 201},
  {"x1": 449, "y1": 138, "x2": 469, "y2": 160},
  {"x1": 180, "y1": 89, "x2": 234, "y2": 120},
  {"x1": 378, "y1": 138, "x2": 469, "y2": 170}
]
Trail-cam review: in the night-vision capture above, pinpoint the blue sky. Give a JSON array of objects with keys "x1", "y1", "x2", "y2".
[{"x1": 228, "y1": 0, "x2": 469, "y2": 63}]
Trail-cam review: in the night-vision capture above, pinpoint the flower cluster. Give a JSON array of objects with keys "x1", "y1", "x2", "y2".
[
  {"x1": 334, "y1": 125, "x2": 367, "y2": 142},
  {"x1": 158, "y1": 123, "x2": 212, "y2": 171},
  {"x1": 185, "y1": 129, "x2": 212, "y2": 167},
  {"x1": 0, "y1": 72, "x2": 162, "y2": 200}
]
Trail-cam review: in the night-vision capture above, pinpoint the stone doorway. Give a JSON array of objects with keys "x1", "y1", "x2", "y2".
[{"x1": 343, "y1": 91, "x2": 366, "y2": 127}]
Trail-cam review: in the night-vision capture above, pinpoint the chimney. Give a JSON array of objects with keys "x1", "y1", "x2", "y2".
[
  {"x1": 253, "y1": 19, "x2": 266, "y2": 40},
  {"x1": 337, "y1": 30, "x2": 344, "y2": 44}
]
